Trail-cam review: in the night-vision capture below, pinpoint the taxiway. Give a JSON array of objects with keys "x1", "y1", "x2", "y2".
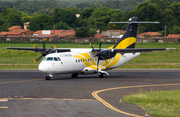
[{"x1": 0, "y1": 69, "x2": 180, "y2": 117}]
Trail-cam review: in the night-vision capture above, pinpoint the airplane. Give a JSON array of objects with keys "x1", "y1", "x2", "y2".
[{"x1": 6, "y1": 17, "x2": 175, "y2": 80}]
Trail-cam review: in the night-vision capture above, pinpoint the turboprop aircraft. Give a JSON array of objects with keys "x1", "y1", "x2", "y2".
[{"x1": 6, "y1": 17, "x2": 175, "y2": 80}]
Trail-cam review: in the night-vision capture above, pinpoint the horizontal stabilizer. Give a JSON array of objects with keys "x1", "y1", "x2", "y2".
[{"x1": 109, "y1": 22, "x2": 160, "y2": 24}]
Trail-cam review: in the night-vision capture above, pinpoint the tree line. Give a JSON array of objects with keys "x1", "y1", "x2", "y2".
[
  {"x1": 0, "y1": 0, "x2": 146, "y2": 13},
  {"x1": 1, "y1": 0, "x2": 180, "y2": 37}
]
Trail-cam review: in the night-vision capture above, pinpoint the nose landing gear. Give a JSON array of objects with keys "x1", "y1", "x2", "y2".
[{"x1": 45, "y1": 74, "x2": 53, "y2": 80}]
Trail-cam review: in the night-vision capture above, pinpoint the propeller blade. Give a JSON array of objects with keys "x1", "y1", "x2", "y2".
[
  {"x1": 90, "y1": 43, "x2": 95, "y2": 51},
  {"x1": 33, "y1": 59, "x2": 36, "y2": 63},
  {"x1": 99, "y1": 39, "x2": 103, "y2": 50},
  {"x1": 53, "y1": 45, "x2": 57, "y2": 49},
  {"x1": 97, "y1": 57, "x2": 100, "y2": 71},
  {"x1": 33, "y1": 39, "x2": 48, "y2": 63},
  {"x1": 43, "y1": 42, "x2": 45, "y2": 50},
  {"x1": 43, "y1": 38, "x2": 47, "y2": 50},
  {"x1": 33, "y1": 55, "x2": 43, "y2": 63},
  {"x1": 100, "y1": 56, "x2": 108, "y2": 63},
  {"x1": 33, "y1": 44, "x2": 36, "y2": 49},
  {"x1": 48, "y1": 45, "x2": 57, "y2": 53},
  {"x1": 96, "y1": 39, "x2": 106, "y2": 72},
  {"x1": 36, "y1": 55, "x2": 43, "y2": 61}
]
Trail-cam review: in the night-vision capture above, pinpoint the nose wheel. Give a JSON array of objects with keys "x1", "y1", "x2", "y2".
[{"x1": 45, "y1": 74, "x2": 53, "y2": 80}]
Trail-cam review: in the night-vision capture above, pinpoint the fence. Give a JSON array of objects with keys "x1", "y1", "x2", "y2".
[{"x1": 0, "y1": 36, "x2": 180, "y2": 43}]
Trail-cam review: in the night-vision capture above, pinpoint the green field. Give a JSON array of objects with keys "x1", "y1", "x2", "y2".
[
  {"x1": 0, "y1": 42, "x2": 180, "y2": 69},
  {"x1": 123, "y1": 90, "x2": 180, "y2": 117}
]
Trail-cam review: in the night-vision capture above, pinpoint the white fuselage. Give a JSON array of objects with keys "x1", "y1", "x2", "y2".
[{"x1": 38, "y1": 49, "x2": 140, "y2": 75}]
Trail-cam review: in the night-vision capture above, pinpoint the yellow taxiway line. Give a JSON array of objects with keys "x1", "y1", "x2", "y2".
[
  {"x1": 0, "y1": 99, "x2": 8, "y2": 109},
  {"x1": 1, "y1": 98, "x2": 95, "y2": 101},
  {"x1": 92, "y1": 83, "x2": 180, "y2": 117},
  {"x1": 0, "y1": 106, "x2": 8, "y2": 108},
  {"x1": 0, "y1": 79, "x2": 44, "y2": 85}
]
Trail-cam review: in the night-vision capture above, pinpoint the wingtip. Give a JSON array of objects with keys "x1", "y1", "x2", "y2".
[{"x1": 166, "y1": 48, "x2": 176, "y2": 50}]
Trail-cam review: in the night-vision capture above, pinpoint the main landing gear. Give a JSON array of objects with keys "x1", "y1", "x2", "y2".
[
  {"x1": 71, "y1": 73, "x2": 78, "y2": 78},
  {"x1": 98, "y1": 71, "x2": 109, "y2": 78},
  {"x1": 45, "y1": 74, "x2": 53, "y2": 80},
  {"x1": 99, "y1": 73, "x2": 107, "y2": 78}
]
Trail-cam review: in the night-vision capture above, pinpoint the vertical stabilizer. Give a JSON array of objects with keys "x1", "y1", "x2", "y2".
[{"x1": 109, "y1": 17, "x2": 159, "y2": 49}]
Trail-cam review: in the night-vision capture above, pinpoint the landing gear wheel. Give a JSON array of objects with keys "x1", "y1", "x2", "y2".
[
  {"x1": 71, "y1": 73, "x2": 78, "y2": 78},
  {"x1": 99, "y1": 73, "x2": 107, "y2": 78},
  {"x1": 45, "y1": 75, "x2": 51, "y2": 80}
]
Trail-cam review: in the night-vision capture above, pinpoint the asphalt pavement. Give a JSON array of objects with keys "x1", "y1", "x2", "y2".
[{"x1": 0, "y1": 69, "x2": 180, "y2": 117}]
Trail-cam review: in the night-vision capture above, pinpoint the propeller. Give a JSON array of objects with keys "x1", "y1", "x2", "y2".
[
  {"x1": 90, "y1": 39, "x2": 107, "y2": 72},
  {"x1": 33, "y1": 38, "x2": 57, "y2": 63}
]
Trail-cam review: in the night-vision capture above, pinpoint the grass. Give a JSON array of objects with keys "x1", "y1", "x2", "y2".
[
  {"x1": 123, "y1": 89, "x2": 180, "y2": 117},
  {"x1": 0, "y1": 42, "x2": 180, "y2": 69},
  {"x1": 0, "y1": 64, "x2": 38, "y2": 69},
  {"x1": 118, "y1": 64, "x2": 180, "y2": 69}
]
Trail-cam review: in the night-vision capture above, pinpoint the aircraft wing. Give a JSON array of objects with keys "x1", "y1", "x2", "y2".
[
  {"x1": 112, "y1": 48, "x2": 175, "y2": 53},
  {"x1": 93, "y1": 48, "x2": 176, "y2": 53},
  {"x1": 93, "y1": 48, "x2": 175, "y2": 60},
  {"x1": 6, "y1": 47, "x2": 71, "y2": 53}
]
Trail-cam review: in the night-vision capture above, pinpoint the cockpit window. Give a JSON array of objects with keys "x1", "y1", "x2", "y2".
[
  {"x1": 54, "y1": 57, "x2": 61, "y2": 61},
  {"x1": 54, "y1": 57, "x2": 58, "y2": 61},
  {"x1": 57, "y1": 57, "x2": 61, "y2": 61},
  {"x1": 47, "y1": 57, "x2": 53, "y2": 61},
  {"x1": 44, "y1": 57, "x2": 61, "y2": 61}
]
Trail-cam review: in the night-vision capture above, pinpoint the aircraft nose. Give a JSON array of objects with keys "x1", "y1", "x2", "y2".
[{"x1": 38, "y1": 62, "x2": 48, "y2": 73}]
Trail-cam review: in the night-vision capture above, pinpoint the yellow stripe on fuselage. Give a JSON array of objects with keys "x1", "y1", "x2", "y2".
[
  {"x1": 106, "y1": 37, "x2": 136, "y2": 68},
  {"x1": 73, "y1": 52, "x2": 121, "y2": 70},
  {"x1": 102, "y1": 58, "x2": 113, "y2": 66},
  {"x1": 73, "y1": 54, "x2": 92, "y2": 67},
  {"x1": 73, "y1": 53, "x2": 105, "y2": 70},
  {"x1": 80, "y1": 53, "x2": 97, "y2": 65},
  {"x1": 73, "y1": 37, "x2": 136, "y2": 70},
  {"x1": 106, "y1": 53, "x2": 121, "y2": 69}
]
